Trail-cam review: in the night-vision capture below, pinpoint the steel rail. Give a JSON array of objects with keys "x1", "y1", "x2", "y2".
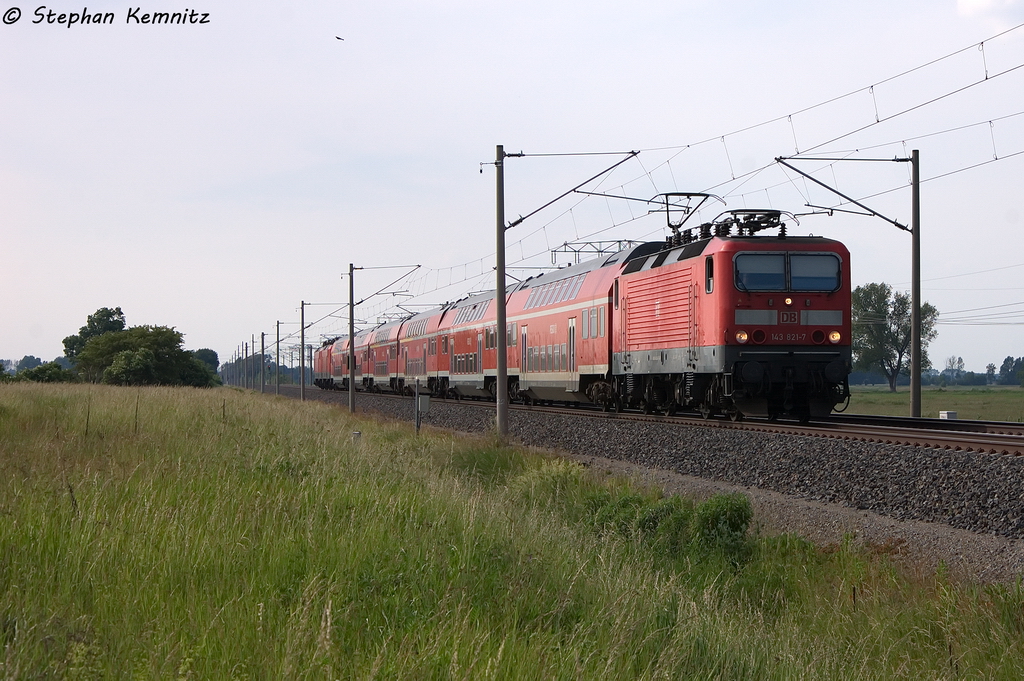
[{"x1": 281, "y1": 387, "x2": 1024, "y2": 455}]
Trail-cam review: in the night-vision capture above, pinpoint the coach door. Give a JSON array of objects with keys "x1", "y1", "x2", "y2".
[
  {"x1": 567, "y1": 317, "x2": 578, "y2": 392},
  {"x1": 520, "y1": 325, "x2": 528, "y2": 387}
]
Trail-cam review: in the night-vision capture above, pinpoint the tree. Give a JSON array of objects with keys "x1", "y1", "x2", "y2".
[
  {"x1": 76, "y1": 325, "x2": 219, "y2": 387},
  {"x1": 943, "y1": 355, "x2": 964, "y2": 384},
  {"x1": 103, "y1": 348, "x2": 157, "y2": 386},
  {"x1": 987, "y1": 363, "x2": 997, "y2": 385},
  {"x1": 851, "y1": 282, "x2": 938, "y2": 393},
  {"x1": 998, "y1": 357, "x2": 1024, "y2": 385},
  {"x1": 193, "y1": 348, "x2": 219, "y2": 373},
  {"x1": 63, "y1": 307, "x2": 126, "y2": 364},
  {"x1": 18, "y1": 362, "x2": 78, "y2": 383},
  {"x1": 15, "y1": 356, "x2": 43, "y2": 373}
]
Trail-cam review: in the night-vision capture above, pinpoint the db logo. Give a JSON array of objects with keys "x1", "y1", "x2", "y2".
[{"x1": 780, "y1": 311, "x2": 798, "y2": 324}]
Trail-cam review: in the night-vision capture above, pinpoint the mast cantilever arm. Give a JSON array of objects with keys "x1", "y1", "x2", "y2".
[
  {"x1": 507, "y1": 151, "x2": 639, "y2": 229},
  {"x1": 775, "y1": 157, "x2": 910, "y2": 232}
]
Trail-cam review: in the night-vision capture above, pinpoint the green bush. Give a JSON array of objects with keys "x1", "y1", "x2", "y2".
[
  {"x1": 638, "y1": 495, "x2": 695, "y2": 557},
  {"x1": 15, "y1": 362, "x2": 78, "y2": 383},
  {"x1": 103, "y1": 348, "x2": 157, "y2": 385},
  {"x1": 692, "y1": 493, "x2": 753, "y2": 562},
  {"x1": 583, "y1": 487, "x2": 698, "y2": 561}
]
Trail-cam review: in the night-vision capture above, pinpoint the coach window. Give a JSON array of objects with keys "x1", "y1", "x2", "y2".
[
  {"x1": 614, "y1": 279, "x2": 619, "y2": 309},
  {"x1": 581, "y1": 308, "x2": 590, "y2": 339},
  {"x1": 442, "y1": 336, "x2": 448, "y2": 355},
  {"x1": 598, "y1": 307, "x2": 605, "y2": 337},
  {"x1": 590, "y1": 308, "x2": 598, "y2": 338},
  {"x1": 705, "y1": 256, "x2": 714, "y2": 294}
]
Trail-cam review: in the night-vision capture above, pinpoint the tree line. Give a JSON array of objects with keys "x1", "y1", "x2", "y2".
[
  {"x1": 852, "y1": 283, "x2": 1024, "y2": 391},
  {"x1": 2, "y1": 307, "x2": 220, "y2": 387}
]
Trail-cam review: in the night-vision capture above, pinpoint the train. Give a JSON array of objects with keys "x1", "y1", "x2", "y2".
[{"x1": 314, "y1": 208, "x2": 851, "y2": 420}]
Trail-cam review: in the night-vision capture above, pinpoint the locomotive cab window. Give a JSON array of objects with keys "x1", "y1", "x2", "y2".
[
  {"x1": 734, "y1": 252, "x2": 841, "y2": 292},
  {"x1": 734, "y1": 254, "x2": 786, "y2": 291},
  {"x1": 705, "y1": 256, "x2": 714, "y2": 294},
  {"x1": 790, "y1": 254, "x2": 841, "y2": 291}
]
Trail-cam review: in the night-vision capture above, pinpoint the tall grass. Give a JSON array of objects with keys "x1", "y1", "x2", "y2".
[{"x1": 2, "y1": 383, "x2": 1023, "y2": 678}]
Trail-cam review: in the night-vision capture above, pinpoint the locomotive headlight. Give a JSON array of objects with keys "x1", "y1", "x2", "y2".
[
  {"x1": 784, "y1": 297, "x2": 793, "y2": 306},
  {"x1": 735, "y1": 330, "x2": 749, "y2": 344},
  {"x1": 828, "y1": 330, "x2": 842, "y2": 344}
]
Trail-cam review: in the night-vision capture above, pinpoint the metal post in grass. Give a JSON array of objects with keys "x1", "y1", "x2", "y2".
[
  {"x1": 349, "y1": 263, "x2": 356, "y2": 414},
  {"x1": 276, "y1": 321, "x2": 281, "y2": 395},
  {"x1": 261, "y1": 332, "x2": 266, "y2": 393},
  {"x1": 495, "y1": 145, "x2": 509, "y2": 439},
  {"x1": 300, "y1": 301, "x2": 306, "y2": 402}
]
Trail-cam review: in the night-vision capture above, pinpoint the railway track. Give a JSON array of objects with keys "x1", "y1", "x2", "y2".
[{"x1": 286, "y1": 386, "x2": 1024, "y2": 456}]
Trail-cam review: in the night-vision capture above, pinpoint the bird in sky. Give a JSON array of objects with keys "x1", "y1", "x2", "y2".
[{"x1": 336, "y1": 36, "x2": 344, "y2": 40}]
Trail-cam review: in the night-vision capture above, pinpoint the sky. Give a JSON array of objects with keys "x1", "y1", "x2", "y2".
[{"x1": 3, "y1": 0, "x2": 1024, "y2": 372}]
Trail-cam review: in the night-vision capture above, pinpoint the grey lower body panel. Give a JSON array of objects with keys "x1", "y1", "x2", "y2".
[
  {"x1": 614, "y1": 346, "x2": 725, "y2": 374},
  {"x1": 614, "y1": 344, "x2": 851, "y2": 376}
]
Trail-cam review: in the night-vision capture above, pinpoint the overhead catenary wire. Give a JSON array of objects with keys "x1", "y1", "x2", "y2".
[{"x1": 259, "y1": 23, "x2": 1024, "y2": 356}]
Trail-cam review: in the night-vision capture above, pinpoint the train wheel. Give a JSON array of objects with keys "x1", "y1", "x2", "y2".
[
  {"x1": 728, "y1": 408, "x2": 743, "y2": 422},
  {"x1": 699, "y1": 403, "x2": 714, "y2": 420}
]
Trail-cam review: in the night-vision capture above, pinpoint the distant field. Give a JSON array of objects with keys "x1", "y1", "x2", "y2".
[
  {"x1": 847, "y1": 384, "x2": 1024, "y2": 421},
  {"x1": 4, "y1": 384, "x2": 1024, "y2": 678}
]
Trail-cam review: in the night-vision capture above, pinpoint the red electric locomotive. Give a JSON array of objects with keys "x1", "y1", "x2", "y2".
[
  {"x1": 603, "y1": 210, "x2": 850, "y2": 419},
  {"x1": 315, "y1": 208, "x2": 851, "y2": 420}
]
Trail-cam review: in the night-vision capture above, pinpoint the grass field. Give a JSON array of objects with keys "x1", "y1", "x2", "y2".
[
  {"x1": 3, "y1": 383, "x2": 1024, "y2": 678},
  {"x1": 847, "y1": 384, "x2": 1024, "y2": 421}
]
